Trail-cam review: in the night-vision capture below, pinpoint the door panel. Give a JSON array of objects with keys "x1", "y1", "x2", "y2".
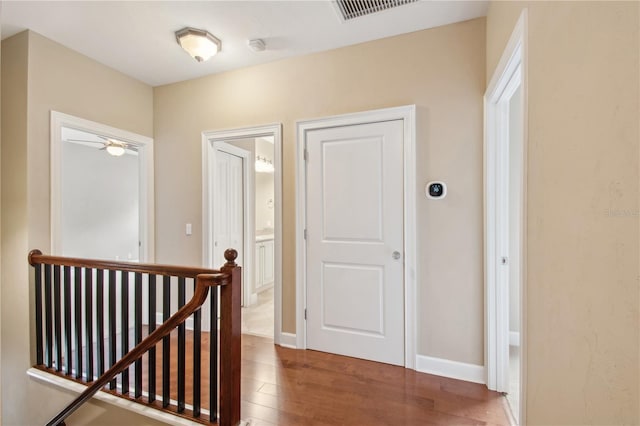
[
  {"x1": 321, "y1": 262, "x2": 384, "y2": 336},
  {"x1": 321, "y1": 138, "x2": 383, "y2": 242},
  {"x1": 306, "y1": 120, "x2": 404, "y2": 366},
  {"x1": 211, "y1": 149, "x2": 244, "y2": 318},
  {"x1": 214, "y1": 150, "x2": 244, "y2": 268}
]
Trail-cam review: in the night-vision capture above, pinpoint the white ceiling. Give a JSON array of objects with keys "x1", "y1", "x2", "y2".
[{"x1": 1, "y1": 1, "x2": 488, "y2": 87}]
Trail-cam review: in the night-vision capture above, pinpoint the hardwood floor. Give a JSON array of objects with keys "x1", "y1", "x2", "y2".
[
  {"x1": 242, "y1": 288, "x2": 274, "y2": 338},
  {"x1": 60, "y1": 331, "x2": 510, "y2": 425},
  {"x1": 240, "y1": 335, "x2": 509, "y2": 425}
]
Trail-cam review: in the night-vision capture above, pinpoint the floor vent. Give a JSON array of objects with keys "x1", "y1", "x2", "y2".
[{"x1": 335, "y1": 0, "x2": 418, "y2": 21}]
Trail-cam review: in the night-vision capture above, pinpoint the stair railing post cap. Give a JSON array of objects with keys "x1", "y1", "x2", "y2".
[{"x1": 224, "y1": 249, "x2": 238, "y2": 265}]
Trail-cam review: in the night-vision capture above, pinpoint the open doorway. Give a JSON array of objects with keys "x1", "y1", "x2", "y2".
[
  {"x1": 202, "y1": 124, "x2": 282, "y2": 342},
  {"x1": 50, "y1": 111, "x2": 154, "y2": 261},
  {"x1": 216, "y1": 137, "x2": 274, "y2": 337},
  {"x1": 484, "y1": 10, "x2": 527, "y2": 425},
  {"x1": 506, "y1": 83, "x2": 523, "y2": 417},
  {"x1": 50, "y1": 111, "x2": 155, "y2": 340}
]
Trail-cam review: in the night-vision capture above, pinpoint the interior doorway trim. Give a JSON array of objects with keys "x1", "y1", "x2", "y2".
[
  {"x1": 484, "y1": 9, "x2": 528, "y2": 423},
  {"x1": 295, "y1": 105, "x2": 417, "y2": 369},
  {"x1": 50, "y1": 111, "x2": 155, "y2": 262},
  {"x1": 202, "y1": 123, "x2": 283, "y2": 344}
]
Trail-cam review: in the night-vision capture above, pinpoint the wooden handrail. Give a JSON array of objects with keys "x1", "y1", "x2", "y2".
[
  {"x1": 29, "y1": 250, "x2": 219, "y2": 278},
  {"x1": 39, "y1": 249, "x2": 240, "y2": 426}
]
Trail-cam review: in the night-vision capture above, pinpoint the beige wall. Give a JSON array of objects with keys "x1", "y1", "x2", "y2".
[
  {"x1": 1, "y1": 31, "x2": 30, "y2": 424},
  {"x1": 154, "y1": 18, "x2": 487, "y2": 364},
  {"x1": 487, "y1": 2, "x2": 639, "y2": 423},
  {"x1": 1, "y1": 31, "x2": 160, "y2": 425}
]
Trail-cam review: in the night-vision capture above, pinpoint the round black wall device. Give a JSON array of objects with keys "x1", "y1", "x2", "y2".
[{"x1": 426, "y1": 181, "x2": 447, "y2": 199}]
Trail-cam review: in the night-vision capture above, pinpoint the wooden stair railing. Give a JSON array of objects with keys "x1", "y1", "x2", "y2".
[{"x1": 28, "y1": 249, "x2": 241, "y2": 426}]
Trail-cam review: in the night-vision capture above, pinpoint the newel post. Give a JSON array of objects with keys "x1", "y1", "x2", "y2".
[{"x1": 219, "y1": 248, "x2": 241, "y2": 426}]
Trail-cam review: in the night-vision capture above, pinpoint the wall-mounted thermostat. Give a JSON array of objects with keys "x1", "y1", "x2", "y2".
[{"x1": 426, "y1": 181, "x2": 447, "y2": 199}]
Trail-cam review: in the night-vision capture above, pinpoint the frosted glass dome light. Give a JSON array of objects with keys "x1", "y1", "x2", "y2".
[
  {"x1": 176, "y1": 27, "x2": 221, "y2": 62},
  {"x1": 105, "y1": 141, "x2": 126, "y2": 157}
]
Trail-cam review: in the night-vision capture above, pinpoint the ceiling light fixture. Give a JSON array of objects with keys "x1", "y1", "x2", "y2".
[
  {"x1": 175, "y1": 27, "x2": 221, "y2": 62},
  {"x1": 255, "y1": 156, "x2": 274, "y2": 173},
  {"x1": 105, "y1": 140, "x2": 127, "y2": 157}
]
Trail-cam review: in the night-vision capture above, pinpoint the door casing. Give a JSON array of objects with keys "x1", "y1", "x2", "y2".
[
  {"x1": 295, "y1": 105, "x2": 417, "y2": 369},
  {"x1": 202, "y1": 124, "x2": 283, "y2": 343},
  {"x1": 50, "y1": 111, "x2": 155, "y2": 262},
  {"x1": 484, "y1": 9, "x2": 528, "y2": 424}
]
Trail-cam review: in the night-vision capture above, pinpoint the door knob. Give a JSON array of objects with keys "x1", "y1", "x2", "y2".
[{"x1": 392, "y1": 251, "x2": 401, "y2": 260}]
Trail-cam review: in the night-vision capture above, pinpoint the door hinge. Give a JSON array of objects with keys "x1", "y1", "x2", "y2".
[
  {"x1": 303, "y1": 149, "x2": 308, "y2": 162},
  {"x1": 304, "y1": 229, "x2": 307, "y2": 240},
  {"x1": 304, "y1": 308, "x2": 307, "y2": 320}
]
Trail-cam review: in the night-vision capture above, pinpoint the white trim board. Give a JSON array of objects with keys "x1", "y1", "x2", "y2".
[
  {"x1": 416, "y1": 356, "x2": 485, "y2": 385},
  {"x1": 278, "y1": 332, "x2": 297, "y2": 349},
  {"x1": 295, "y1": 105, "x2": 417, "y2": 369},
  {"x1": 28, "y1": 368, "x2": 203, "y2": 426},
  {"x1": 484, "y1": 8, "x2": 528, "y2": 425},
  {"x1": 509, "y1": 331, "x2": 520, "y2": 347},
  {"x1": 202, "y1": 124, "x2": 284, "y2": 345}
]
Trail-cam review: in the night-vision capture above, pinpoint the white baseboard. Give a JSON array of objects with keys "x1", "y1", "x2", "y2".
[
  {"x1": 250, "y1": 293, "x2": 258, "y2": 306},
  {"x1": 510, "y1": 331, "x2": 520, "y2": 347},
  {"x1": 277, "y1": 332, "x2": 297, "y2": 349},
  {"x1": 416, "y1": 355, "x2": 485, "y2": 384}
]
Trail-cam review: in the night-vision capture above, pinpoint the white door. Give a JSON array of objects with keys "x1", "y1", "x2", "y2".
[
  {"x1": 306, "y1": 120, "x2": 405, "y2": 366},
  {"x1": 213, "y1": 150, "x2": 244, "y2": 273}
]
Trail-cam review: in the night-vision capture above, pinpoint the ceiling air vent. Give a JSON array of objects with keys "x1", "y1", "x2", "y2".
[{"x1": 335, "y1": 0, "x2": 418, "y2": 21}]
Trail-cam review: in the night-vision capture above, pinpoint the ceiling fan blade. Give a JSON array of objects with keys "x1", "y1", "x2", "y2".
[
  {"x1": 65, "y1": 138, "x2": 104, "y2": 144},
  {"x1": 99, "y1": 135, "x2": 132, "y2": 148}
]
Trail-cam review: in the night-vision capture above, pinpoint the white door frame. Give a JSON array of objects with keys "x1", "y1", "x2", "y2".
[
  {"x1": 202, "y1": 124, "x2": 283, "y2": 343},
  {"x1": 212, "y1": 141, "x2": 253, "y2": 307},
  {"x1": 295, "y1": 105, "x2": 417, "y2": 369},
  {"x1": 50, "y1": 111, "x2": 155, "y2": 262},
  {"x1": 484, "y1": 9, "x2": 528, "y2": 423}
]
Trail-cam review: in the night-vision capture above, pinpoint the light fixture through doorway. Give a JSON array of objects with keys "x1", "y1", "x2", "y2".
[
  {"x1": 105, "y1": 140, "x2": 127, "y2": 156},
  {"x1": 255, "y1": 156, "x2": 274, "y2": 173},
  {"x1": 175, "y1": 27, "x2": 221, "y2": 62}
]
